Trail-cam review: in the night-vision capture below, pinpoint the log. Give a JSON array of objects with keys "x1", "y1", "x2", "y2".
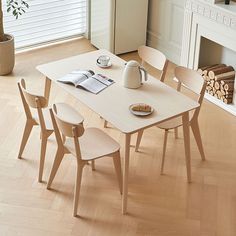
[
  {"x1": 223, "y1": 98, "x2": 233, "y2": 104},
  {"x1": 221, "y1": 89, "x2": 226, "y2": 96},
  {"x1": 225, "y1": 90, "x2": 234, "y2": 95},
  {"x1": 197, "y1": 66, "x2": 209, "y2": 75},
  {"x1": 203, "y1": 75, "x2": 210, "y2": 82},
  {"x1": 212, "y1": 87, "x2": 216, "y2": 94},
  {"x1": 197, "y1": 65, "x2": 218, "y2": 75},
  {"x1": 215, "y1": 71, "x2": 235, "y2": 81},
  {"x1": 209, "y1": 90, "x2": 214, "y2": 96},
  {"x1": 220, "y1": 79, "x2": 235, "y2": 85},
  {"x1": 214, "y1": 81, "x2": 220, "y2": 90},
  {"x1": 208, "y1": 66, "x2": 234, "y2": 79},
  {"x1": 203, "y1": 64, "x2": 226, "y2": 76},
  {"x1": 210, "y1": 80, "x2": 215, "y2": 88},
  {"x1": 224, "y1": 84, "x2": 234, "y2": 91},
  {"x1": 206, "y1": 85, "x2": 212, "y2": 92},
  {"x1": 223, "y1": 94, "x2": 233, "y2": 99},
  {"x1": 216, "y1": 90, "x2": 222, "y2": 98}
]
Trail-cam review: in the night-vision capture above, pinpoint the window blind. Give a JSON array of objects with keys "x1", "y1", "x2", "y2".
[{"x1": 3, "y1": 0, "x2": 87, "y2": 49}]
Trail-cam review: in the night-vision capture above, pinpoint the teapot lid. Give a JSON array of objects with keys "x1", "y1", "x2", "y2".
[{"x1": 126, "y1": 60, "x2": 140, "y2": 67}]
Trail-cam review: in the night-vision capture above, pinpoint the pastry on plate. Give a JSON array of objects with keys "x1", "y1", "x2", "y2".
[{"x1": 132, "y1": 104, "x2": 152, "y2": 112}]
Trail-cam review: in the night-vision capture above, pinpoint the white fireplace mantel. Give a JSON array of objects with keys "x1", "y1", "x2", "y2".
[
  {"x1": 181, "y1": 0, "x2": 236, "y2": 116},
  {"x1": 186, "y1": 0, "x2": 236, "y2": 30}
]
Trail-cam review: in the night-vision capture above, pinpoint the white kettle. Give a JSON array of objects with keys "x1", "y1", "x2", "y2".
[{"x1": 122, "y1": 60, "x2": 147, "y2": 89}]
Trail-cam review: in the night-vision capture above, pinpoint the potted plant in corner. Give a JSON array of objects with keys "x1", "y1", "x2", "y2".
[{"x1": 0, "y1": 0, "x2": 29, "y2": 75}]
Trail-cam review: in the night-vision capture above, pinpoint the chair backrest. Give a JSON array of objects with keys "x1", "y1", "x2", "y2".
[
  {"x1": 51, "y1": 104, "x2": 84, "y2": 138},
  {"x1": 138, "y1": 45, "x2": 168, "y2": 82},
  {"x1": 50, "y1": 103, "x2": 84, "y2": 159},
  {"x1": 174, "y1": 66, "x2": 207, "y2": 120},
  {"x1": 18, "y1": 79, "x2": 48, "y2": 109},
  {"x1": 17, "y1": 78, "x2": 48, "y2": 130}
]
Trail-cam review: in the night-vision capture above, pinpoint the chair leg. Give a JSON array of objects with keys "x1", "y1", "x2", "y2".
[
  {"x1": 91, "y1": 160, "x2": 95, "y2": 171},
  {"x1": 135, "y1": 130, "x2": 144, "y2": 152},
  {"x1": 191, "y1": 119, "x2": 206, "y2": 161},
  {"x1": 174, "y1": 127, "x2": 178, "y2": 139},
  {"x1": 104, "y1": 120, "x2": 108, "y2": 128},
  {"x1": 113, "y1": 151, "x2": 123, "y2": 194},
  {"x1": 73, "y1": 163, "x2": 84, "y2": 217},
  {"x1": 38, "y1": 135, "x2": 48, "y2": 182},
  {"x1": 160, "y1": 130, "x2": 168, "y2": 175},
  {"x1": 47, "y1": 148, "x2": 64, "y2": 189},
  {"x1": 18, "y1": 121, "x2": 34, "y2": 159}
]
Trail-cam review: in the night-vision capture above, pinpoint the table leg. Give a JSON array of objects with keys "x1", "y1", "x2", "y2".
[
  {"x1": 191, "y1": 118, "x2": 206, "y2": 161},
  {"x1": 182, "y1": 112, "x2": 191, "y2": 183},
  {"x1": 44, "y1": 77, "x2": 52, "y2": 104},
  {"x1": 122, "y1": 133, "x2": 131, "y2": 214}
]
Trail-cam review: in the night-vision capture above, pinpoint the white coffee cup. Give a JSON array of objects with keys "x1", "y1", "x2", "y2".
[{"x1": 97, "y1": 55, "x2": 110, "y2": 66}]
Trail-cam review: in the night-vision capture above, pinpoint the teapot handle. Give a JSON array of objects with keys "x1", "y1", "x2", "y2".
[{"x1": 139, "y1": 66, "x2": 148, "y2": 82}]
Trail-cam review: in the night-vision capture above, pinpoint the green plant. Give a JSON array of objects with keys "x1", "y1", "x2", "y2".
[{"x1": 0, "y1": 0, "x2": 29, "y2": 42}]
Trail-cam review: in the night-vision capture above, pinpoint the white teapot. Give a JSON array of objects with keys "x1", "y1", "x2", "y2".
[{"x1": 122, "y1": 60, "x2": 147, "y2": 89}]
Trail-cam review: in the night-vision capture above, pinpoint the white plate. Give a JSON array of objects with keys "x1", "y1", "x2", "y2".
[
  {"x1": 129, "y1": 103, "x2": 154, "y2": 116},
  {"x1": 96, "y1": 61, "x2": 112, "y2": 68}
]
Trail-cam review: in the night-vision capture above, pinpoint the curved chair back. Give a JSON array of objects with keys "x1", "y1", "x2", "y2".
[
  {"x1": 18, "y1": 79, "x2": 48, "y2": 109},
  {"x1": 175, "y1": 67, "x2": 205, "y2": 95},
  {"x1": 17, "y1": 78, "x2": 49, "y2": 131},
  {"x1": 138, "y1": 45, "x2": 168, "y2": 82},
  {"x1": 52, "y1": 104, "x2": 84, "y2": 138},
  {"x1": 175, "y1": 66, "x2": 207, "y2": 120}
]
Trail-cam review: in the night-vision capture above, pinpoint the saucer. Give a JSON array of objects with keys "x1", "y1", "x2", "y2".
[
  {"x1": 129, "y1": 103, "x2": 154, "y2": 116},
  {"x1": 96, "y1": 61, "x2": 112, "y2": 68}
]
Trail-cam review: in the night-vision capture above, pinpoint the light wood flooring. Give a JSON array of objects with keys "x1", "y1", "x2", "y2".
[{"x1": 0, "y1": 38, "x2": 236, "y2": 236}]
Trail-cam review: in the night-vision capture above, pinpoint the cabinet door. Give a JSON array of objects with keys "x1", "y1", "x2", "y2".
[
  {"x1": 90, "y1": 0, "x2": 115, "y2": 52},
  {"x1": 115, "y1": 0, "x2": 148, "y2": 54}
]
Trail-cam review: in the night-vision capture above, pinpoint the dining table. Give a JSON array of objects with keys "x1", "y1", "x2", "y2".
[{"x1": 37, "y1": 49, "x2": 200, "y2": 214}]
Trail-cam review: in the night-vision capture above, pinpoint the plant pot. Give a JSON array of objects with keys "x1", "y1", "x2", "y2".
[{"x1": 0, "y1": 34, "x2": 15, "y2": 75}]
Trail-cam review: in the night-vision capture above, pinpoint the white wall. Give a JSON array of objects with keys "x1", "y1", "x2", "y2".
[{"x1": 147, "y1": 0, "x2": 186, "y2": 65}]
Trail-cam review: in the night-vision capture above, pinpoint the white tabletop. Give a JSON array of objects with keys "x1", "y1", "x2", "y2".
[{"x1": 37, "y1": 49, "x2": 199, "y2": 134}]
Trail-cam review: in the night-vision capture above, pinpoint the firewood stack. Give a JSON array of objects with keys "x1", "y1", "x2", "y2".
[{"x1": 197, "y1": 64, "x2": 235, "y2": 104}]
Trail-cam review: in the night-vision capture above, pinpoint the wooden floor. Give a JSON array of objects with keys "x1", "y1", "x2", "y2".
[{"x1": 1, "y1": 38, "x2": 236, "y2": 236}]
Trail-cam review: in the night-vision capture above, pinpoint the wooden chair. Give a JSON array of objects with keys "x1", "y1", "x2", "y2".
[
  {"x1": 138, "y1": 45, "x2": 168, "y2": 82},
  {"x1": 103, "y1": 45, "x2": 168, "y2": 128},
  {"x1": 135, "y1": 66, "x2": 207, "y2": 174},
  {"x1": 47, "y1": 103, "x2": 122, "y2": 217},
  {"x1": 17, "y1": 78, "x2": 54, "y2": 182}
]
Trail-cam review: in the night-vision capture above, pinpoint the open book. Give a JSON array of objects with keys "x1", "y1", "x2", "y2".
[{"x1": 57, "y1": 70, "x2": 115, "y2": 94}]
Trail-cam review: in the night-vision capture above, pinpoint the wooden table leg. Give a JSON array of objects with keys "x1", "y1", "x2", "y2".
[
  {"x1": 44, "y1": 77, "x2": 52, "y2": 104},
  {"x1": 191, "y1": 118, "x2": 206, "y2": 161},
  {"x1": 122, "y1": 133, "x2": 131, "y2": 214},
  {"x1": 182, "y1": 112, "x2": 191, "y2": 183}
]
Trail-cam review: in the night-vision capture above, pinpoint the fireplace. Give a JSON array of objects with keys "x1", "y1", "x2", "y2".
[
  {"x1": 199, "y1": 37, "x2": 236, "y2": 69},
  {"x1": 181, "y1": 0, "x2": 236, "y2": 115}
]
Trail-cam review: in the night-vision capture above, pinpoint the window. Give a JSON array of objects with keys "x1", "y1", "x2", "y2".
[{"x1": 3, "y1": 0, "x2": 87, "y2": 49}]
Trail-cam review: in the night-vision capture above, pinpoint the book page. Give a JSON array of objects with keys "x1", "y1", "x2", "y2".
[
  {"x1": 79, "y1": 77, "x2": 107, "y2": 94},
  {"x1": 57, "y1": 70, "x2": 94, "y2": 86},
  {"x1": 92, "y1": 74, "x2": 114, "y2": 86}
]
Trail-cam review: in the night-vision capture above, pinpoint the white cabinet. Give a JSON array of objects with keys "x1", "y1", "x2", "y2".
[
  {"x1": 90, "y1": 0, "x2": 148, "y2": 54},
  {"x1": 147, "y1": 0, "x2": 186, "y2": 64}
]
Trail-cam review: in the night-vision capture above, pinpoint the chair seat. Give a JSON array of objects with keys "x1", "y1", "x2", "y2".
[
  {"x1": 65, "y1": 128, "x2": 120, "y2": 161},
  {"x1": 157, "y1": 111, "x2": 194, "y2": 130}
]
